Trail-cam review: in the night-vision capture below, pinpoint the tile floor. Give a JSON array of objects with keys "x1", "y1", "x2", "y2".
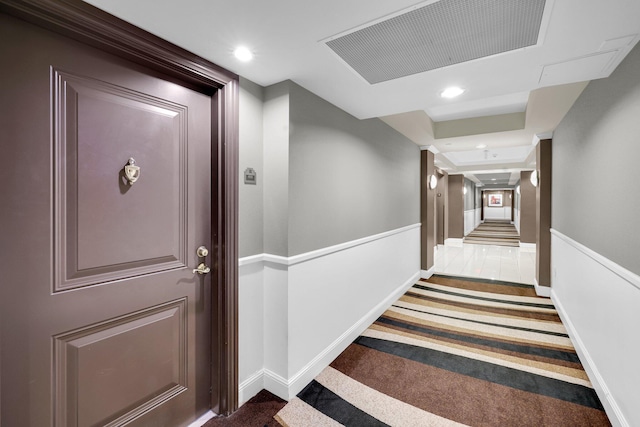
[{"x1": 434, "y1": 243, "x2": 536, "y2": 285}]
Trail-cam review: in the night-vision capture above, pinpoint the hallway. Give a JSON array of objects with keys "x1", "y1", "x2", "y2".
[{"x1": 434, "y1": 243, "x2": 536, "y2": 285}]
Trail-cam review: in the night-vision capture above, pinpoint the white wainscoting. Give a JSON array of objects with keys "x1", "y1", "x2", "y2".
[
  {"x1": 237, "y1": 261, "x2": 267, "y2": 405},
  {"x1": 551, "y1": 229, "x2": 640, "y2": 427},
  {"x1": 514, "y1": 207, "x2": 520, "y2": 233},
  {"x1": 237, "y1": 223, "x2": 421, "y2": 403},
  {"x1": 475, "y1": 208, "x2": 482, "y2": 229},
  {"x1": 484, "y1": 206, "x2": 511, "y2": 220},
  {"x1": 464, "y1": 209, "x2": 475, "y2": 236}
]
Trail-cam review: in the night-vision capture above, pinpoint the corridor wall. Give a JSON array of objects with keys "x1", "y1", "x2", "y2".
[
  {"x1": 237, "y1": 79, "x2": 420, "y2": 402},
  {"x1": 551, "y1": 42, "x2": 640, "y2": 427}
]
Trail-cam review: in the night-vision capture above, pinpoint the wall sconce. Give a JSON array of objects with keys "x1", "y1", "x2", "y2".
[
  {"x1": 428, "y1": 174, "x2": 438, "y2": 190},
  {"x1": 463, "y1": 186, "x2": 468, "y2": 195},
  {"x1": 530, "y1": 170, "x2": 539, "y2": 187},
  {"x1": 516, "y1": 185, "x2": 521, "y2": 195}
]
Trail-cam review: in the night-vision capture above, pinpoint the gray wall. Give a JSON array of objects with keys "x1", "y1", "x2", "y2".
[
  {"x1": 553, "y1": 43, "x2": 640, "y2": 275},
  {"x1": 262, "y1": 82, "x2": 291, "y2": 257},
  {"x1": 238, "y1": 78, "x2": 264, "y2": 257},
  {"x1": 421, "y1": 150, "x2": 436, "y2": 270},
  {"x1": 241, "y1": 79, "x2": 420, "y2": 258},
  {"x1": 463, "y1": 178, "x2": 475, "y2": 211},
  {"x1": 288, "y1": 82, "x2": 420, "y2": 255}
]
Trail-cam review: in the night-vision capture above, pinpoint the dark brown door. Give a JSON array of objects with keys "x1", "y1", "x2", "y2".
[
  {"x1": 511, "y1": 190, "x2": 515, "y2": 221},
  {"x1": 1, "y1": 12, "x2": 213, "y2": 426}
]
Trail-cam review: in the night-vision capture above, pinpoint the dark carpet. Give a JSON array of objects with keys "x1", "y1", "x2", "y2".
[{"x1": 203, "y1": 389, "x2": 286, "y2": 427}]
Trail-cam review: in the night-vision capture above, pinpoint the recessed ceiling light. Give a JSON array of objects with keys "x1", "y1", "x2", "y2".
[
  {"x1": 476, "y1": 144, "x2": 487, "y2": 149},
  {"x1": 234, "y1": 46, "x2": 253, "y2": 62},
  {"x1": 440, "y1": 86, "x2": 465, "y2": 99},
  {"x1": 491, "y1": 178, "x2": 497, "y2": 181}
]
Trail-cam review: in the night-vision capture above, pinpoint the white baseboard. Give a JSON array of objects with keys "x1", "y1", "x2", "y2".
[
  {"x1": 188, "y1": 410, "x2": 215, "y2": 427},
  {"x1": 445, "y1": 238, "x2": 463, "y2": 247},
  {"x1": 263, "y1": 369, "x2": 290, "y2": 402},
  {"x1": 421, "y1": 266, "x2": 435, "y2": 279},
  {"x1": 519, "y1": 242, "x2": 536, "y2": 252},
  {"x1": 239, "y1": 369, "x2": 266, "y2": 406},
  {"x1": 285, "y1": 271, "x2": 420, "y2": 399},
  {"x1": 533, "y1": 278, "x2": 551, "y2": 297},
  {"x1": 552, "y1": 290, "x2": 627, "y2": 427}
]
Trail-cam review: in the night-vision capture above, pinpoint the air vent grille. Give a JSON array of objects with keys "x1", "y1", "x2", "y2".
[{"x1": 326, "y1": 0, "x2": 546, "y2": 84}]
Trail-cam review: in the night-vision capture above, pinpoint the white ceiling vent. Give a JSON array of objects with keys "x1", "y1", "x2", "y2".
[{"x1": 326, "y1": 0, "x2": 547, "y2": 84}]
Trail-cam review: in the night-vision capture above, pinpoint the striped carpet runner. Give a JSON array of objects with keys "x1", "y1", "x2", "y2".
[
  {"x1": 464, "y1": 220, "x2": 520, "y2": 247},
  {"x1": 275, "y1": 275, "x2": 610, "y2": 426}
]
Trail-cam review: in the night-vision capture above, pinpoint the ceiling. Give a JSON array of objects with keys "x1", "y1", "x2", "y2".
[{"x1": 84, "y1": 0, "x2": 640, "y2": 186}]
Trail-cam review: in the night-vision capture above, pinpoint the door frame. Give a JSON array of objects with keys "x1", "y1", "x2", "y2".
[{"x1": 0, "y1": 0, "x2": 240, "y2": 415}]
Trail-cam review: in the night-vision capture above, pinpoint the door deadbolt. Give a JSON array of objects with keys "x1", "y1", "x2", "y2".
[{"x1": 196, "y1": 246, "x2": 209, "y2": 257}]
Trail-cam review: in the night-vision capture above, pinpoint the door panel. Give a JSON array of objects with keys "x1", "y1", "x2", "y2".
[
  {"x1": 54, "y1": 299, "x2": 187, "y2": 426},
  {"x1": 54, "y1": 68, "x2": 189, "y2": 290},
  {"x1": 1, "y1": 13, "x2": 212, "y2": 427}
]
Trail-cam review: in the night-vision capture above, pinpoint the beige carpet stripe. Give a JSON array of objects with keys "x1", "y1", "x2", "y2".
[
  {"x1": 315, "y1": 367, "x2": 470, "y2": 427},
  {"x1": 382, "y1": 310, "x2": 576, "y2": 353},
  {"x1": 362, "y1": 328, "x2": 593, "y2": 388},
  {"x1": 411, "y1": 283, "x2": 556, "y2": 308},
  {"x1": 387, "y1": 306, "x2": 574, "y2": 348},
  {"x1": 401, "y1": 293, "x2": 561, "y2": 326},
  {"x1": 393, "y1": 299, "x2": 568, "y2": 335},
  {"x1": 274, "y1": 397, "x2": 343, "y2": 427},
  {"x1": 424, "y1": 276, "x2": 538, "y2": 297},
  {"x1": 369, "y1": 323, "x2": 591, "y2": 383}
]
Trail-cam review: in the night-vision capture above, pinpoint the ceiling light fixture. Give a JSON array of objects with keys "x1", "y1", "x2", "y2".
[
  {"x1": 440, "y1": 86, "x2": 465, "y2": 99},
  {"x1": 233, "y1": 46, "x2": 253, "y2": 62},
  {"x1": 476, "y1": 144, "x2": 487, "y2": 149}
]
